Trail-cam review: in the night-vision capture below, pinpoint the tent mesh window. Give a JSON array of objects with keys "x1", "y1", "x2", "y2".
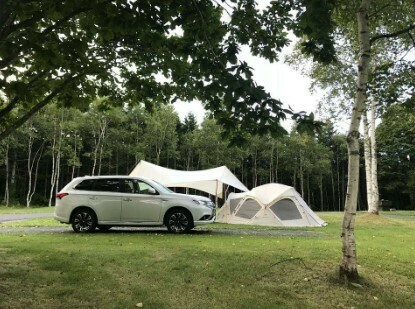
[
  {"x1": 230, "y1": 198, "x2": 243, "y2": 214},
  {"x1": 270, "y1": 198, "x2": 302, "y2": 220},
  {"x1": 235, "y1": 199, "x2": 261, "y2": 219}
]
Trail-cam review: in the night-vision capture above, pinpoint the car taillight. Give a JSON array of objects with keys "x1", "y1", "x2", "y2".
[{"x1": 56, "y1": 192, "x2": 69, "y2": 199}]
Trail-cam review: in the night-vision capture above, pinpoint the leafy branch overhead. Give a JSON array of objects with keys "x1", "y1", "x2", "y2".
[{"x1": 0, "y1": 0, "x2": 336, "y2": 142}]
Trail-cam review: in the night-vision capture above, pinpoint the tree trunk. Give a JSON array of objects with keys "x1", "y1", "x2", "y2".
[
  {"x1": 340, "y1": 0, "x2": 372, "y2": 281},
  {"x1": 26, "y1": 139, "x2": 44, "y2": 208},
  {"x1": 320, "y1": 173, "x2": 324, "y2": 211},
  {"x1": 337, "y1": 149, "x2": 341, "y2": 211},
  {"x1": 71, "y1": 133, "x2": 77, "y2": 179},
  {"x1": 362, "y1": 111, "x2": 373, "y2": 210},
  {"x1": 299, "y1": 155, "x2": 304, "y2": 198},
  {"x1": 91, "y1": 119, "x2": 106, "y2": 176},
  {"x1": 3, "y1": 141, "x2": 10, "y2": 206},
  {"x1": 270, "y1": 142, "x2": 274, "y2": 183},
  {"x1": 48, "y1": 136, "x2": 57, "y2": 207},
  {"x1": 26, "y1": 131, "x2": 34, "y2": 208},
  {"x1": 369, "y1": 99, "x2": 379, "y2": 214},
  {"x1": 331, "y1": 166, "x2": 336, "y2": 212},
  {"x1": 275, "y1": 145, "x2": 279, "y2": 183},
  {"x1": 10, "y1": 153, "x2": 16, "y2": 200},
  {"x1": 253, "y1": 147, "x2": 258, "y2": 188},
  {"x1": 29, "y1": 145, "x2": 43, "y2": 206}
]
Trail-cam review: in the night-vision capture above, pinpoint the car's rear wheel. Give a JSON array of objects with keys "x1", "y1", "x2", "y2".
[
  {"x1": 97, "y1": 225, "x2": 112, "y2": 232},
  {"x1": 166, "y1": 209, "x2": 193, "y2": 233},
  {"x1": 71, "y1": 209, "x2": 97, "y2": 233}
]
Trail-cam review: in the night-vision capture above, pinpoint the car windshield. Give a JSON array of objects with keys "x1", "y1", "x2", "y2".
[{"x1": 148, "y1": 179, "x2": 174, "y2": 194}]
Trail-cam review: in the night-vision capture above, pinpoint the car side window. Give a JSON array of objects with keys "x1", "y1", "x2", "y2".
[
  {"x1": 138, "y1": 181, "x2": 156, "y2": 195},
  {"x1": 122, "y1": 179, "x2": 157, "y2": 195},
  {"x1": 93, "y1": 179, "x2": 121, "y2": 192},
  {"x1": 123, "y1": 179, "x2": 140, "y2": 193}
]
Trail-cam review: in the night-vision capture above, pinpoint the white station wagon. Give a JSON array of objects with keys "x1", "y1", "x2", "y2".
[{"x1": 54, "y1": 176, "x2": 215, "y2": 233}]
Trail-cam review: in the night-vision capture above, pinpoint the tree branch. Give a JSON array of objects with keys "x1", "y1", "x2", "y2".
[
  {"x1": 0, "y1": 0, "x2": 112, "y2": 69},
  {"x1": 0, "y1": 74, "x2": 80, "y2": 141},
  {"x1": 370, "y1": 24, "x2": 415, "y2": 44},
  {"x1": 0, "y1": 69, "x2": 50, "y2": 120},
  {"x1": 368, "y1": 4, "x2": 394, "y2": 19},
  {"x1": 41, "y1": 0, "x2": 113, "y2": 36}
]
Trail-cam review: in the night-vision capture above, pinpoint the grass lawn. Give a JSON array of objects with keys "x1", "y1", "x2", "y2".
[{"x1": 0, "y1": 212, "x2": 414, "y2": 309}]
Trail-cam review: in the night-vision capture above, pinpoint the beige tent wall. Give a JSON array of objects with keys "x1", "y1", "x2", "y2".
[{"x1": 216, "y1": 183, "x2": 326, "y2": 227}]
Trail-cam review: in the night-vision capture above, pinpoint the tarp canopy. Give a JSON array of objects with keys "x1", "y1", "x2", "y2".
[
  {"x1": 129, "y1": 160, "x2": 248, "y2": 197},
  {"x1": 216, "y1": 183, "x2": 326, "y2": 227}
]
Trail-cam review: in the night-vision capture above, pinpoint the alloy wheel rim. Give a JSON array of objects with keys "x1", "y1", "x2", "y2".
[
  {"x1": 169, "y1": 213, "x2": 188, "y2": 232},
  {"x1": 74, "y1": 212, "x2": 92, "y2": 231}
]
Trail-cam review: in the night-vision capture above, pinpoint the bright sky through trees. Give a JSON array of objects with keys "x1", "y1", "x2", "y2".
[{"x1": 173, "y1": 44, "x2": 325, "y2": 130}]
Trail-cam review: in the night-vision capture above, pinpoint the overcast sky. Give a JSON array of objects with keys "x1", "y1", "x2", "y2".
[{"x1": 173, "y1": 44, "x2": 323, "y2": 130}]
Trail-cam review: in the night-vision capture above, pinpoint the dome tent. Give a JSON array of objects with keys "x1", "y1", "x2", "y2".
[{"x1": 216, "y1": 183, "x2": 326, "y2": 227}]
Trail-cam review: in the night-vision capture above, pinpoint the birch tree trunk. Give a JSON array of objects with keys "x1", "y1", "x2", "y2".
[
  {"x1": 71, "y1": 133, "x2": 78, "y2": 179},
  {"x1": 26, "y1": 130, "x2": 34, "y2": 208},
  {"x1": 275, "y1": 145, "x2": 279, "y2": 183},
  {"x1": 253, "y1": 146, "x2": 258, "y2": 188},
  {"x1": 3, "y1": 141, "x2": 10, "y2": 206},
  {"x1": 362, "y1": 111, "x2": 373, "y2": 209},
  {"x1": 369, "y1": 99, "x2": 379, "y2": 214},
  {"x1": 91, "y1": 118, "x2": 107, "y2": 176},
  {"x1": 26, "y1": 138, "x2": 44, "y2": 208},
  {"x1": 269, "y1": 142, "x2": 274, "y2": 183},
  {"x1": 340, "y1": 0, "x2": 372, "y2": 281},
  {"x1": 48, "y1": 136, "x2": 57, "y2": 207},
  {"x1": 299, "y1": 154, "x2": 305, "y2": 198},
  {"x1": 10, "y1": 154, "x2": 16, "y2": 200}
]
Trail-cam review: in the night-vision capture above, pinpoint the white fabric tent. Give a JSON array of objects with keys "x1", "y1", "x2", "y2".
[
  {"x1": 129, "y1": 160, "x2": 248, "y2": 197},
  {"x1": 216, "y1": 183, "x2": 326, "y2": 227}
]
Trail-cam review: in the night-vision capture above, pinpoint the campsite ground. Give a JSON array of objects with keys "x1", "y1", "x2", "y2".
[{"x1": 0, "y1": 208, "x2": 414, "y2": 308}]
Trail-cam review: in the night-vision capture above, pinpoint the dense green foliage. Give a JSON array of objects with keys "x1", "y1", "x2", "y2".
[
  {"x1": 0, "y1": 103, "x2": 350, "y2": 211},
  {"x1": 0, "y1": 0, "x2": 336, "y2": 143},
  {"x1": 377, "y1": 105, "x2": 415, "y2": 209},
  {"x1": 287, "y1": 0, "x2": 415, "y2": 118}
]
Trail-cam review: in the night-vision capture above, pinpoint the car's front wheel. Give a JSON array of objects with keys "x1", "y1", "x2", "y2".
[
  {"x1": 165, "y1": 209, "x2": 193, "y2": 233},
  {"x1": 71, "y1": 209, "x2": 97, "y2": 233}
]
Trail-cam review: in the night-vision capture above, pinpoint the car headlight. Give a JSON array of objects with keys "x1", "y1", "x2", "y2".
[{"x1": 193, "y1": 200, "x2": 215, "y2": 208}]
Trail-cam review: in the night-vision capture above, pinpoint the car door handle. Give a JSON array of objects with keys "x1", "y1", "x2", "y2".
[
  {"x1": 89, "y1": 197, "x2": 97, "y2": 200},
  {"x1": 161, "y1": 199, "x2": 168, "y2": 202},
  {"x1": 123, "y1": 198, "x2": 132, "y2": 202}
]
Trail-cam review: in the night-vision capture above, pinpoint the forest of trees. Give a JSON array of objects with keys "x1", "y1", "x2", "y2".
[{"x1": 1, "y1": 100, "x2": 413, "y2": 211}]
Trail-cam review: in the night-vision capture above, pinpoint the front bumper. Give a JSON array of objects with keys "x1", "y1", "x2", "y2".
[
  {"x1": 194, "y1": 216, "x2": 216, "y2": 226},
  {"x1": 194, "y1": 208, "x2": 216, "y2": 226}
]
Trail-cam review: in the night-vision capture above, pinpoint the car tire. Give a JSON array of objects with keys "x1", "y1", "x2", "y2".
[
  {"x1": 71, "y1": 208, "x2": 97, "y2": 233},
  {"x1": 97, "y1": 225, "x2": 112, "y2": 232},
  {"x1": 165, "y1": 209, "x2": 194, "y2": 233}
]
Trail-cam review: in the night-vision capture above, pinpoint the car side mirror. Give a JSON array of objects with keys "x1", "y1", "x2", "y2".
[{"x1": 147, "y1": 187, "x2": 157, "y2": 195}]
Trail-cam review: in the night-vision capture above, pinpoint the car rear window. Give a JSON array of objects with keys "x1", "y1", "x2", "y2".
[{"x1": 74, "y1": 179, "x2": 95, "y2": 191}]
